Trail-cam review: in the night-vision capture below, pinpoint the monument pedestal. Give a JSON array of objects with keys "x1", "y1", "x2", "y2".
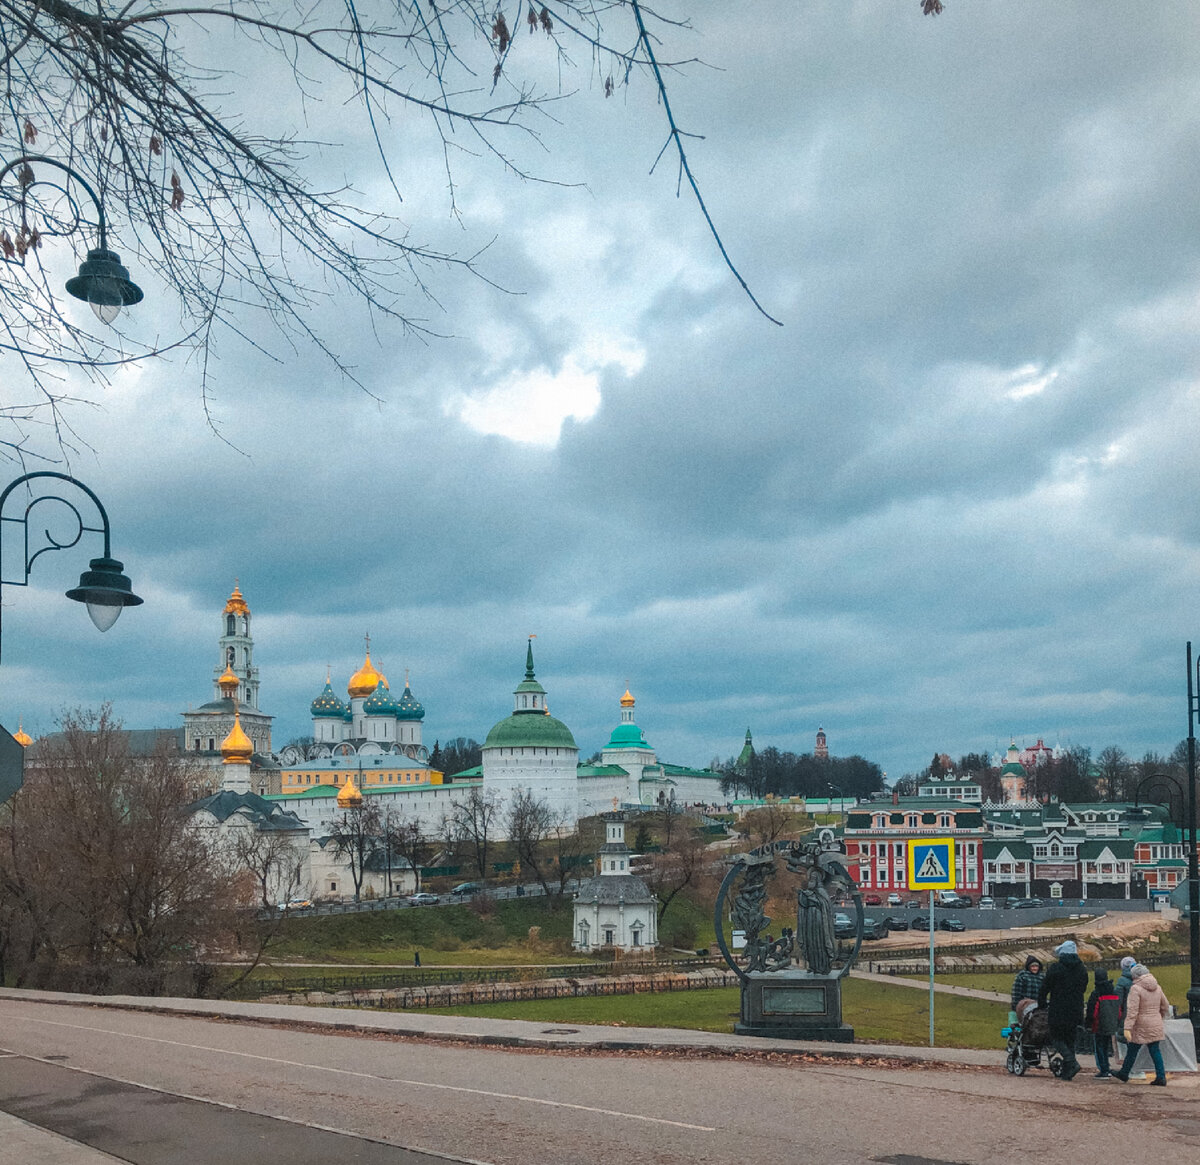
[{"x1": 735, "y1": 970, "x2": 854, "y2": 1042}]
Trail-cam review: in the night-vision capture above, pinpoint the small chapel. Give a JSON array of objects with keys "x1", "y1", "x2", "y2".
[{"x1": 572, "y1": 811, "x2": 658, "y2": 952}]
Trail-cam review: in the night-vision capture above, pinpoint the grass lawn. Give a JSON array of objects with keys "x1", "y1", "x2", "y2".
[
  {"x1": 910, "y1": 963, "x2": 1195, "y2": 1006},
  {"x1": 257, "y1": 893, "x2": 712, "y2": 968},
  {"x1": 419, "y1": 978, "x2": 1005, "y2": 1049}
]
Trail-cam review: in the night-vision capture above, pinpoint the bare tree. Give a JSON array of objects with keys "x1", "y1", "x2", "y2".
[
  {"x1": 453, "y1": 786, "x2": 501, "y2": 880},
  {"x1": 230, "y1": 825, "x2": 305, "y2": 911},
  {"x1": 0, "y1": 1, "x2": 791, "y2": 463},
  {"x1": 656, "y1": 794, "x2": 684, "y2": 850},
  {"x1": 380, "y1": 807, "x2": 428, "y2": 895},
  {"x1": 0, "y1": 706, "x2": 247, "y2": 987},
  {"x1": 740, "y1": 802, "x2": 800, "y2": 848},
  {"x1": 645, "y1": 826, "x2": 706, "y2": 926},
  {"x1": 324, "y1": 800, "x2": 383, "y2": 902},
  {"x1": 505, "y1": 787, "x2": 556, "y2": 900}
]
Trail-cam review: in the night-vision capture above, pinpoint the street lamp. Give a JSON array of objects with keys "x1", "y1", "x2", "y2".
[
  {"x1": 0, "y1": 472, "x2": 142, "y2": 663},
  {"x1": 1183, "y1": 643, "x2": 1200, "y2": 1053},
  {"x1": 829, "y1": 782, "x2": 848, "y2": 832},
  {"x1": 0, "y1": 154, "x2": 143, "y2": 323}
]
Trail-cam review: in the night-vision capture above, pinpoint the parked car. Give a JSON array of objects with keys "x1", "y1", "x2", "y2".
[
  {"x1": 939, "y1": 917, "x2": 967, "y2": 932},
  {"x1": 1012, "y1": 897, "x2": 1044, "y2": 909},
  {"x1": 887, "y1": 892, "x2": 904, "y2": 906},
  {"x1": 449, "y1": 881, "x2": 487, "y2": 897},
  {"x1": 861, "y1": 916, "x2": 888, "y2": 940},
  {"x1": 911, "y1": 914, "x2": 930, "y2": 930},
  {"x1": 834, "y1": 913, "x2": 856, "y2": 939},
  {"x1": 937, "y1": 891, "x2": 972, "y2": 908},
  {"x1": 884, "y1": 915, "x2": 909, "y2": 931},
  {"x1": 408, "y1": 892, "x2": 440, "y2": 906},
  {"x1": 905, "y1": 898, "x2": 925, "y2": 909},
  {"x1": 978, "y1": 896, "x2": 995, "y2": 909},
  {"x1": 864, "y1": 894, "x2": 882, "y2": 905}
]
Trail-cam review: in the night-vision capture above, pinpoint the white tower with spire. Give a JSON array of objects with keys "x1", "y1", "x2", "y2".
[
  {"x1": 182, "y1": 583, "x2": 273, "y2": 761},
  {"x1": 481, "y1": 639, "x2": 579, "y2": 830}
]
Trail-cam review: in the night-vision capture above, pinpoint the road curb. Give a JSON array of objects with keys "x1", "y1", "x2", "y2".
[{"x1": 0, "y1": 987, "x2": 999, "y2": 1068}]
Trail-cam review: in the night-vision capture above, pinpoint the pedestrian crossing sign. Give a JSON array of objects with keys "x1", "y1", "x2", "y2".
[{"x1": 907, "y1": 838, "x2": 955, "y2": 890}]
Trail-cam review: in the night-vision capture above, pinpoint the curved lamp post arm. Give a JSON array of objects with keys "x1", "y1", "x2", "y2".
[
  {"x1": 0, "y1": 154, "x2": 142, "y2": 322},
  {"x1": 0, "y1": 471, "x2": 142, "y2": 663},
  {"x1": 0, "y1": 154, "x2": 110, "y2": 251}
]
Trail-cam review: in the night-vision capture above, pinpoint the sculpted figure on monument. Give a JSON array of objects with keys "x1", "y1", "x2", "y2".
[{"x1": 796, "y1": 864, "x2": 837, "y2": 975}]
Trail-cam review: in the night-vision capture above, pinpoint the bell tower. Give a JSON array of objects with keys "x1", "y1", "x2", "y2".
[{"x1": 216, "y1": 581, "x2": 260, "y2": 710}]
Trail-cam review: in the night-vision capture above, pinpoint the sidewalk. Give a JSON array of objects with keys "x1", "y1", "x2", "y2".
[
  {"x1": 0, "y1": 986, "x2": 1000, "y2": 1066},
  {"x1": 0, "y1": 1110, "x2": 128, "y2": 1163}
]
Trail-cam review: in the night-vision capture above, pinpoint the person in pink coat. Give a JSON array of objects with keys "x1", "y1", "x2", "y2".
[{"x1": 1113, "y1": 963, "x2": 1170, "y2": 1085}]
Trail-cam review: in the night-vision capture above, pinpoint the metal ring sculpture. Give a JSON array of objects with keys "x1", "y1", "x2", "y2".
[{"x1": 713, "y1": 828, "x2": 864, "y2": 984}]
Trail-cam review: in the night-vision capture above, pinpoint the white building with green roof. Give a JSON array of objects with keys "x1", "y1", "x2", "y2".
[{"x1": 481, "y1": 640, "x2": 580, "y2": 826}]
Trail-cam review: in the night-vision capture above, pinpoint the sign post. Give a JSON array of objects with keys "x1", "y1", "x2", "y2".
[
  {"x1": 907, "y1": 838, "x2": 956, "y2": 1047},
  {"x1": 0, "y1": 722, "x2": 23, "y2": 804}
]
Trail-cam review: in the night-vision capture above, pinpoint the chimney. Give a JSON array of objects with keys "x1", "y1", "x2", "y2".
[{"x1": 893, "y1": 788, "x2": 899, "y2": 806}]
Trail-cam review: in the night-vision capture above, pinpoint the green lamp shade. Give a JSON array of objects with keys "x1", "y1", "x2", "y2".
[
  {"x1": 65, "y1": 556, "x2": 143, "y2": 632},
  {"x1": 65, "y1": 249, "x2": 144, "y2": 324}
]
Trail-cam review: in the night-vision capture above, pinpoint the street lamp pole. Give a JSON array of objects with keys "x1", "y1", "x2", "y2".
[
  {"x1": 0, "y1": 154, "x2": 144, "y2": 323},
  {"x1": 828, "y1": 782, "x2": 847, "y2": 832},
  {"x1": 0, "y1": 471, "x2": 143, "y2": 664},
  {"x1": 1185, "y1": 643, "x2": 1200, "y2": 1052}
]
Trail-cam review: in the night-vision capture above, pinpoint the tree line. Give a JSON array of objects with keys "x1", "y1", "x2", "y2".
[
  {"x1": 715, "y1": 747, "x2": 885, "y2": 802},
  {"x1": 895, "y1": 742, "x2": 1194, "y2": 822}
]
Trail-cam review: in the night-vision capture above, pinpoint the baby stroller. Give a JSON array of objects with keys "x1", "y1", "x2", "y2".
[{"x1": 1003, "y1": 999, "x2": 1065, "y2": 1076}]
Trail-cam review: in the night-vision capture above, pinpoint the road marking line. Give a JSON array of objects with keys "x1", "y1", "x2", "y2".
[{"x1": 2, "y1": 1014, "x2": 715, "y2": 1132}]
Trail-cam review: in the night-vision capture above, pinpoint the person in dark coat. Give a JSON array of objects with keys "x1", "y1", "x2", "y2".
[
  {"x1": 1010, "y1": 954, "x2": 1044, "y2": 1022},
  {"x1": 1085, "y1": 968, "x2": 1121, "y2": 1078},
  {"x1": 1038, "y1": 939, "x2": 1090, "y2": 1081}
]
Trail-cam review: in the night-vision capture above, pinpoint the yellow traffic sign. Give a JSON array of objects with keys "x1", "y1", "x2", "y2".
[{"x1": 907, "y1": 837, "x2": 955, "y2": 890}]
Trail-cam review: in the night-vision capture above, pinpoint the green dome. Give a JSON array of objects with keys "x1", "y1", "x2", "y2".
[
  {"x1": 395, "y1": 682, "x2": 425, "y2": 721},
  {"x1": 310, "y1": 678, "x2": 348, "y2": 719},
  {"x1": 484, "y1": 712, "x2": 577, "y2": 750},
  {"x1": 606, "y1": 722, "x2": 651, "y2": 750},
  {"x1": 363, "y1": 682, "x2": 399, "y2": 716}
]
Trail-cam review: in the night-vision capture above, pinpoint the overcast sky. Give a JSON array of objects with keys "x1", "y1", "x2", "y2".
[{"x1": 3, "y1": 3, "x2": 1199, "y2": 782}]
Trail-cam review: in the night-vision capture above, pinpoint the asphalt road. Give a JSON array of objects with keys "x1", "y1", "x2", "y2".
[{"x1": 1, "y1": 997, "x2": 1198, "y2": 1165}]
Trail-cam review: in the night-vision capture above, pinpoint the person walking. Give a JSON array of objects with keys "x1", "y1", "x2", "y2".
[
  {"x1": 1010, "y1": 955, "x2": 1044, "y2": 1024},
  {"x1": 1038, "y1": 939, "x2": 1089, "y2": 1081},
  {"x1": 1113, "y1": 963, "x2": 1170, "y2": 1086},
  {"x1": 1115, "y1": 955, "x2": 1136, "y2": 1018},
  {"x1": 1085, "y1": 968, "x2": 1121, "y2": 1078}
]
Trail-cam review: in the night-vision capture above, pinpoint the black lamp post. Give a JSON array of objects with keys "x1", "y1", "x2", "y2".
[
  {"x1": 829, "y1": 782, "x2": 848, "y2": 832},
  {"x1": 1183, "y1": 643, "x2": 1200, "y2": 1053},
  {"x1": 0, "y1": 154, "x2": 143, "y2": 323},
  {"x1": 0, "y1": 471, "x2": 142, "y2": 664}
]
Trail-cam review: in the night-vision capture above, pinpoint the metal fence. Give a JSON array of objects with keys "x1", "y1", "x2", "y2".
[{"x1": 228, "y1": 955, "x2": 724, "y2": 999}]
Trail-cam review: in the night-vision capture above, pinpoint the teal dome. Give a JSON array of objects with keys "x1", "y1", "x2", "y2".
[
  {"x1": 363, "y1": 682, "x2": 399, "y2": 716},
  {"x1": 311, "y1": 678, "x2": 348, "y2": 719},
  {"x1": 606, "y1": 722, "x2": 651, "y2": 750},
  {"x1": 484, "y1": 711, "x2": 577, "y2": 750},
  {"x1": 396, "y1": 682, "x2": 425, "y2": 721}
]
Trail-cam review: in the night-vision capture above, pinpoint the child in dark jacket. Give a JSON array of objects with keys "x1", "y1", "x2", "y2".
[{"x1": 1086, "y1": 968, "x2": 1122, "y2": 1078}]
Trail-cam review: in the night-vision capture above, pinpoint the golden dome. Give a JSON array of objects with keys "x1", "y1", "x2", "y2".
[
  {"x1": 224, "y1": 582, "x2": 249, "y2": 616},
  {"x1": 337, "y1": 772, "x2": 363, "y2": 808},
  {"x1": 13, "y1": 720, "x2": 32, "y2": 747},
  {"x1": 347, "y1": 651, "x2": 382, "y2": 698},
  {"x1": 620, "y1": 688, "x2": 635, "y2": 708},
  {"x1": 218, "y1": 665, "x2": 239, "y2": 696},
  {"x1": 220, "y1": 713, "x2": 254, "y2": 764}
]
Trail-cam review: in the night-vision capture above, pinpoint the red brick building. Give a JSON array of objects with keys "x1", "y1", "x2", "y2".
[{"x1": 843, "y1": 798, "x2": 986, "y2": 897}]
